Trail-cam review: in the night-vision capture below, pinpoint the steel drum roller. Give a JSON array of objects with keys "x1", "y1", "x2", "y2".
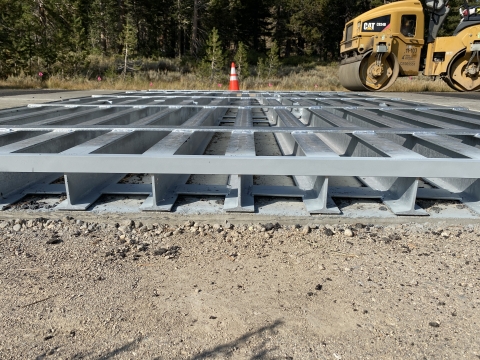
[{"x1": 339, "y1": 52, "x2": 399, "y2": 92}]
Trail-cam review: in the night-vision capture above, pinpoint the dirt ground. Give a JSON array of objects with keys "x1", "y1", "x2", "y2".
[{"x1": 0, "y1": 216, "x2": 479, "y2": 360}]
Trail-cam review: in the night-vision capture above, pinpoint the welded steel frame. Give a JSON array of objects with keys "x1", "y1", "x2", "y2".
[{"x1": 0, "y1": 90, "x2": 480, "y2": 216}]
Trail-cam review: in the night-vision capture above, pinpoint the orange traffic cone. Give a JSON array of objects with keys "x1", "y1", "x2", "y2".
[{"x1": 229, "y1": 62, "x2": 240, "y2": 91}]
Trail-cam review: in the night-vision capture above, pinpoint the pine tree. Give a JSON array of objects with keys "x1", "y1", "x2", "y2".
[
  {"x1": 120, "y1": 15, "x2": 138, "y2": 79},
  {"x1": 266, "y1": 41, "x2": 280, "y2": 77},
  {"x1": 202, "y1": 27, "x2": 224, "y2": 81},
  {"x1": 88, "y1": 0, "x2": 121, "y2": 55},
  {"x1": 234, "y1": 42, "x2": 250, "y2": 79},
  {"x1": 256, "y1": 57, "x2": 267, "y2": 78}
]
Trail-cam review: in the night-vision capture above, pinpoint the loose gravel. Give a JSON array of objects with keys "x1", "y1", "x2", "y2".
[{"x1": 0, "y1": 217, "x2": 479, "y2": 359}]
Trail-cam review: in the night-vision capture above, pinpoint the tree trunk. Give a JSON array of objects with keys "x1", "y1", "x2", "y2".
[
  {"x1": 123, "y1": 44, "x2": 128, "y2": 80},
  {"x1": 176, "y1": 0, "x2": 182, "y2": 58},
  {"x1": 191, "y1": 0, "x2": 198, "y2": 57}
]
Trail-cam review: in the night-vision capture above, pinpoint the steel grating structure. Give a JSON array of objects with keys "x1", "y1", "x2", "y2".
[{"x1": 1, "y1": 90, "x2": 480, "y2": 216}]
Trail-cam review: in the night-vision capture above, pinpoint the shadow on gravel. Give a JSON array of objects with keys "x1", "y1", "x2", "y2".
[
  {"x1": 97, "y1": 336, "x2": 144, "y2": 360},
  {"x1": 86, "y1": 337, "x2": 143, "y2": 360},
  {"x1": 189, "y1": 320, "x2": 284, "y2": 360},
  {"x1": 52, "y1": 337, "x2": 142, "y2": 360}
]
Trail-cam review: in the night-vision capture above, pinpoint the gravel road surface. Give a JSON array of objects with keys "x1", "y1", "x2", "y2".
[{"x1": 0, "y1": 217, "x2": 479, "y2": 359}]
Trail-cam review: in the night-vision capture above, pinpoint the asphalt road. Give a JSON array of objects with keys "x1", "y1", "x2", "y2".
[
  {"x1": 0, "y1": 89, "x2": 123, "y2": 110},
  {"x1": 421, "y1": 91, "x2": 480, "y2": 100},
  {"x1": 0, "y1": 89, "x2": 70, "y2": 97}
]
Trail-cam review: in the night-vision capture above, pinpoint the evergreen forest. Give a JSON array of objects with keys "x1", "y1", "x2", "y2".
[{"x1": 0, "y1": 0, "x2": 468, "y2": 84}]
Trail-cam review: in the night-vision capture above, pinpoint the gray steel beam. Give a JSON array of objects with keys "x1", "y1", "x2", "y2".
[
  {"x1": 141, "y1": 97, "x2": 229, "y2": 211},
  {"x1": 18, "y1": 97, "x2": 164, "y2": 127},
  {"x1": 0, "y1": 97, "x2": 197, "y2": 210},
  {"x1": 3, "y1": 96, "x2": 155, "y2": 126},
  {"x1": 1, "y1": 154, "x2": 480, "y2": 177},
  {"x1": 27, "y1": 103, "x2": 453, "y2": 111},
  {"x1": 56, "y1": 100, "x2": 200, "y2": 210},
  {"x1": 0, "y1": 107, "x2": 92, "y2": 125},
  {"x1": 0, "y1": 130, "x2": 107, "y2": 154},
  {"x1": 0, "y1": 130, "x2": 48, "y2": 147},
  {"x1": 0, "y1": 97, "x2": 123, "y2": 125},
  {"x1": 93, "y1": 94, "x2": 397, "y2": 102},
  {"x1": 412, "y1": 133, "x2": 480, "y2": 159},
  {"x1": 5, "y1": 126, "x2": 480, "y2": 136},
  {"x1": 224, "y1": 100, "x2": 255, "y2": 212},
  {"x1": 351, "y1": 132, "x2": 426, "y2": 215},
  {"x1": 0, "y1": 130, "x2": 105, "y2": 209},
  {"x1": 266, "y1": 98, "x2": 340, "y2": 214},
  {"x1": 415, "y1": 108, "x2": 480, "y2": 128},
  {"x1": 378, "y1": 109, "x2": 467, "y2": 130},
  {"x1": 299, "y1": 101, "x2": 426, "y2": 215},
  {"x1": 251, "y1": 185, "x2": 459, "y2": 201}
]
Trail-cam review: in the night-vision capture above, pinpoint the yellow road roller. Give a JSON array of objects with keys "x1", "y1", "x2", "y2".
[{"x1": 339, "y1": 0, "x2": 480, "y2": 91}]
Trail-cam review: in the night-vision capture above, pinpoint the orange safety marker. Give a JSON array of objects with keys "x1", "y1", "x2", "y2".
[{"x1": 229, "y1": 62, "x2": 240, "y2": 91}]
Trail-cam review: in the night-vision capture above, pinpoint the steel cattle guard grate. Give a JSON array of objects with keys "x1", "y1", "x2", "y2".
[{"x1": 1, "y1": 90, "x2": 480, "y2": 216}]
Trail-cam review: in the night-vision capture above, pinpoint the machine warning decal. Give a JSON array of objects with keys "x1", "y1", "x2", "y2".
[{"x1": 362, "y1": 15, "x2": 391, "y2": 32}]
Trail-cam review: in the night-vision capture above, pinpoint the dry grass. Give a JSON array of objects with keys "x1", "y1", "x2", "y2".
[
  {"x1": 388, "y1": 74, "x2": 452, "y2": 92},
  {"x1": 0, "y1": 64, "x2": 453, "y2": 92}
]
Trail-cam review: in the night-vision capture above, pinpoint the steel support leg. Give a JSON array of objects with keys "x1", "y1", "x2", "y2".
[
  {"x1": 141, "y1": 131, "x2": 219, "y2": 211},
  {"x1": 224, "y1": 175, "x2": 255, "y2": 212},
  {"x1": 359, "y1": 175, "x2": 426, "y2": 215},
  {"x1": 296, "y1": 175, "x2": 340, "y2": 214},
  {"x1": 57, "y1": 173, "x2": 125, "y2": 210},
  {"x1": 382, "y1": 177, "x2": 425, "y2": 215},
  {"x1": 460, "y1": 179, "x2": 480, "y2": 214},
  {"x1": 140, "y1": 174, "x2": 191, "y2": 211},
  {"x1": 224, "y1": 105, "x2": 255, "y2": 212}
]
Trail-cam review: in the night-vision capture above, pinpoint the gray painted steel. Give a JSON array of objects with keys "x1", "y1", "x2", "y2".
[{"x1": 1, "y1": 90, "x2": 480, "y2": 216}]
